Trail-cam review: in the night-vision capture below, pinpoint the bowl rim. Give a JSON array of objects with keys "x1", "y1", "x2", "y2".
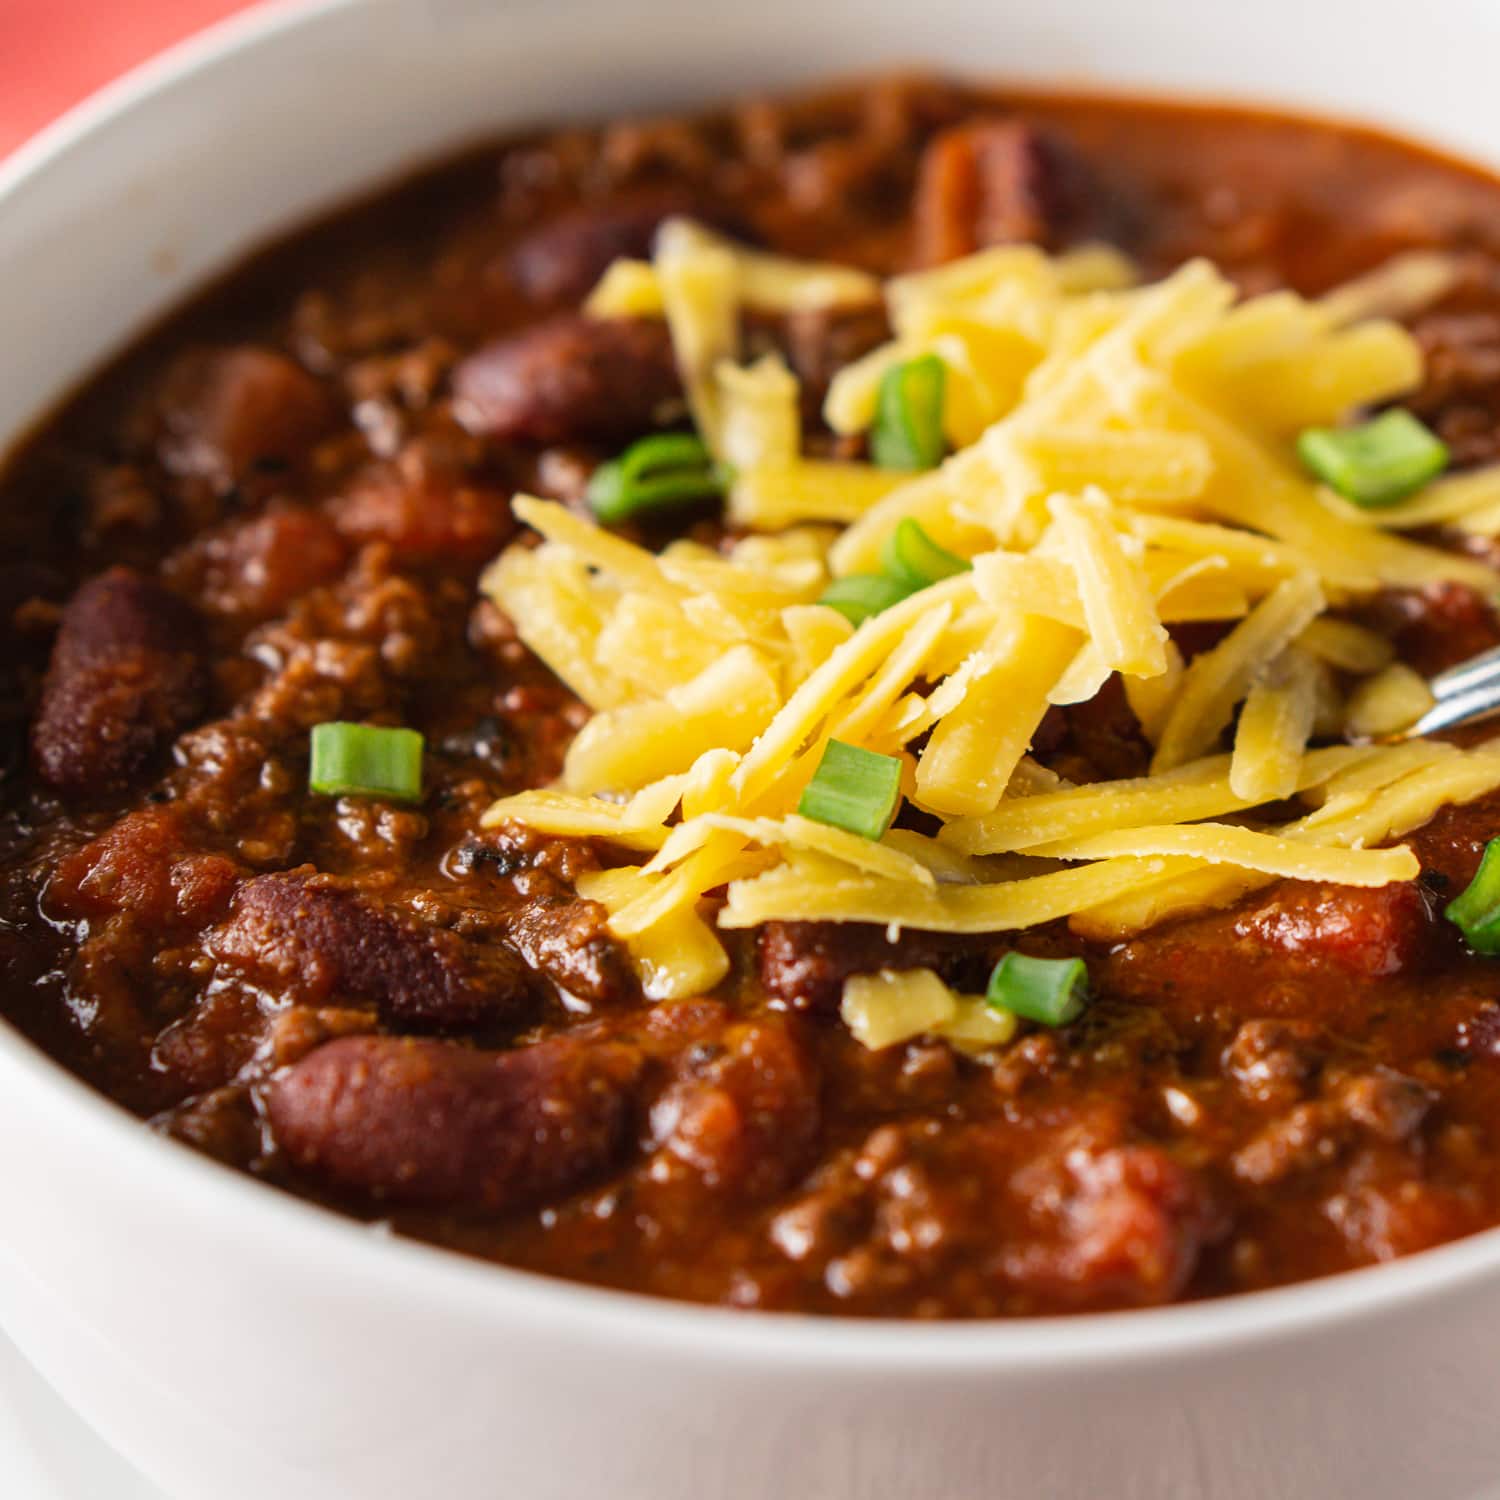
[
  {"x1": 10, "y1": 1008, "x2": 1500, "y2": 1371},
  {"x1": 6, "y1": 0, "x2": 1500, "y2": 1372}
]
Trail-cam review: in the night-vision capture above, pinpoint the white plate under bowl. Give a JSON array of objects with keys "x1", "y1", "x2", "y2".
[{"x1": 7, "y1": 3, "x2": 1500, "y2": 1500}]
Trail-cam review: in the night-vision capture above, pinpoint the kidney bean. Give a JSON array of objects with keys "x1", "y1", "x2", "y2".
[
  {"x1": 209, "y1": 872, "x2": 534, "y2": 1030},
  {"x1": 758, "y1": 920, "x2": 994, "y2": 1012},
  {"x1": 912, "y1": 119, "x2": 1103, "y2": 266},
  {"x1": 509, "y1": 192, "x2": 739, "y2": 305},
  {"x1": 452, "y1": 315, "x2": 681, "y2": 445},
  {"x1": 267, "y1": 1033, "x2": 641, "y2": 1210},
  {"x1": 32, "y1": 567, "x2": 206, "y2": 794}
]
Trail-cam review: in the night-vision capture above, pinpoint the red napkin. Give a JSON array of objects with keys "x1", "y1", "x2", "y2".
[{"x1": 1, "y1": 0, "x2": 256, "y2": 159}]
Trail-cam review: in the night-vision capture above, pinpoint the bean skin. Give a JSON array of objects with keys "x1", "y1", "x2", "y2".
[
  {"x1": 509, "y1": 192, "x2": 707, "y2": 305},
  {"x1": 759, "y1": 920, "x2": 995, "y2": 1012},
  {"x1": 912, "y1": 120, "x2": 1109, "y2": 266},
  {"x1": 267, "y1": 1034, "x2": 642, "y2": 1210},
  {"x1": 451, "y1": 316, "x2": 681, "y2": 445},
  {"x1": 209, "y1": 873, "x2": 535, "y2": 1031},
  {"x1": 32, "y1": 567, "x2": 206, "y2": 794}
]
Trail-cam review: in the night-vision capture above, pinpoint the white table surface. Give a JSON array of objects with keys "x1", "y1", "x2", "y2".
[
  {"x1": 0, "y1": 1328, "x2": 164, "y2": 1500},
  {"x1": 8, "y1": 1311, "x2": 1500, "y2": 1500}
]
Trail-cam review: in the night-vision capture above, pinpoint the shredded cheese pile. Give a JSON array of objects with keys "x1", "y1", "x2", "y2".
[{"x1": 481, "y1": 222, "x2": 1500, "y2": 1006}]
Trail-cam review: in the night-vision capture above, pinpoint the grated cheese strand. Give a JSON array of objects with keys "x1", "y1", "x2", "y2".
[
  {"x1": 1229, "y1": 646, "x2": 1321, "y2": 803},
  {"x1": 915, "y1": 614, "x2": 1081, "y2": 816},
  {"x1": 1151, "y1": 572, "x2": 1325, "y2": 773},
  {"x1": 1047, "y1": 489, "x2": 1168, "y2": 677},
  {"x1": 1025, "y1": 822, "x2": 1418, "y2": 885},
  {"x1": 940, "y1": 744, "x2": 1372, "y2": 854}
]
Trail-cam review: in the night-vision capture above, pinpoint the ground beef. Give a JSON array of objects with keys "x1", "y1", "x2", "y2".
[{"x1": 1409, "y1": 309, "x2": 1500, "y2": 467}]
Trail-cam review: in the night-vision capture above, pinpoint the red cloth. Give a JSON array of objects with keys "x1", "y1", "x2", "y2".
[{"x1": 1, "y1": 0, "x2": 258, "y2": 159}]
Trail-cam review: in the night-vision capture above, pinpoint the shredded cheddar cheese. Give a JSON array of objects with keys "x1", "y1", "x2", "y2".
[
  {"x1": 1345, "y1": 663, "x2": 1437, "y2": 740},
  {"x1": 478, "y1": 228, "x2": 1500, "y2": 1030}
]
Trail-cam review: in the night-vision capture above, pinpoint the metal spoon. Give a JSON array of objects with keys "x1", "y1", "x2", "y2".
[
  {"x1": 1399, "y1": 644, "x2": 1500, "y2": 739},
  {"x1": 1430, "y1": 644, "x2": 1500, "y2": 702}
]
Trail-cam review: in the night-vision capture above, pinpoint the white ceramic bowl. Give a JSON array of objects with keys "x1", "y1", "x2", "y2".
[{"x1": 6, "y1": 3, "x2": 1500, "y2": 1496}]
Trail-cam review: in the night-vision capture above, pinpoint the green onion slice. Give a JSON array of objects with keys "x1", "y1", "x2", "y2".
[
  {"x1": 985, "y1": 952, "x2": 1091, "y2": 1027},
  {"x1": 586, "y1": 432, "x2": 730, "y2": 524},
  {"x1": 309, "y1": 722, "x2": 424, "y2": 802},
  {"x1": 1296, "y1": 410, "x2": 1449, "y2": 509},
  {"x1": 820, "y1": 520, "x2": 968, "y2": 625},
  {"x1": 880, "y1": 517, "x2": 971, "y2": 589},
  {"x1": 1445, "y1": 838, "x2": 1500, "y2": 954},
  {"x1": 818, "y1": 573, "x2": 915, "y2": 626},
  {"x1": 871, "y1": 354, "x2": 947, "y2": 472},
  {"x1": 797, "y1": 739, "x2": 903, "y2": 841}
]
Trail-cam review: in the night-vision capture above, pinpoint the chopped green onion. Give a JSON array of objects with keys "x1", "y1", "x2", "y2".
[
  {"x1": 985, "y1": 952, "x2": 1090, "y2": 1027},
  {"x1": 309, "y1": 722, "x2": 424, "y2": 802},
  {"x1": 819, "y1": 520, "x2": 968, "y2": 625},
  {"x1": 586, "y1": 432, "x2": 730, "y2": 524},
  {"x1": 1296, "y1": 410, "x2": 1449, "y2": 508},
  {"x1": 818, "y1": 572, "x2": 915, "y2": 626},
  {"x1": 871, "y1": 354, "x2": 947, "y2": 472},
  {"x1": 880, "y1": 517, "x2": 971, "y2": 589},
  {"x1": 797, "y1": 739, "x2": 903, "y2": 841},
  {"x1": 1445, "y1": 838, "x2": 1500, "y2": 954}
]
